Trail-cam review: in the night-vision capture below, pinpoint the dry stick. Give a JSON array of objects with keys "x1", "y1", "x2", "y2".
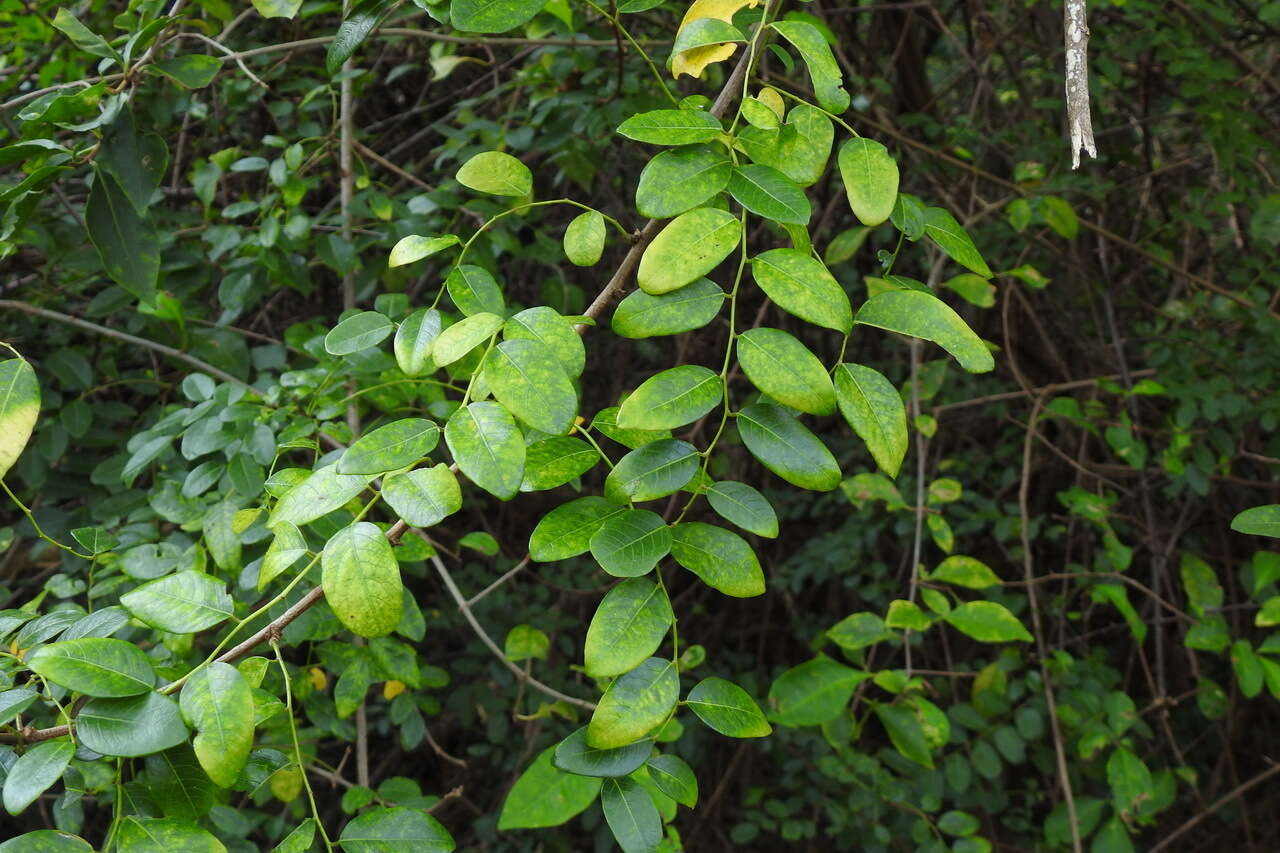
[
  {"x1": 1063, "y1": 0, "x2": 1097, "y2": 168},
  {"x1": 0, "y1": 299, "x2": 248, "y2": 387},
  {"x1": 932, "y1": 369, "x2": 1156, "y2": 415},
  {"x1": 1149, "y1": 761, "x2": 1280, "y2": 852},
  {"x1": 1019, "y1": 399, "x2": 1083, "y2": 853}
]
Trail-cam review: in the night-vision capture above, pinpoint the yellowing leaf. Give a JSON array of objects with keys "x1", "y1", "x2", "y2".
[
  {"x1": 383, "y1": 680, "x2": 407, "y2": 700},
  {"x1": 671, "y1": 0, "x2": 759, "y2": 79},
  {"x1": 308, "y1": 667, "x2": 328, "y2": 691}
]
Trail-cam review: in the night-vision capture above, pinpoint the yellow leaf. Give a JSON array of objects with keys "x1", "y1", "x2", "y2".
[
  {"x1": 671, "y1": 0, "x2": 759, "y2": 80},
  {"x1": 308, "y1": 666, "x2": 328, "y2": 691},
  {"x1": 270, "y1": 766, "x2": 303, "y2": 802},
  {"x1": 383, "y1": 679, "x2": 407, "y2": 700},
  {"x1": 758, "y1": 87, "x2": 785, "y2": 119}
]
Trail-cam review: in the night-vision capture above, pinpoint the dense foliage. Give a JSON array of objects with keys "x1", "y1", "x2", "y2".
[{"x1": 0, "y1": 0, "x2": 1277, "y2": 850}]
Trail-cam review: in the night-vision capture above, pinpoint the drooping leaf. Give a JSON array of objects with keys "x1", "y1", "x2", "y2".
[
  {"x1": 85, "y1": 169, "x2": 159, "y2": 303},
  {"x1": 705, "y1": 481, "x2": 778, "y2": 538},
  {"x1": 736, "y1": 328, "x2": 836, "y2": 415},
  {"x1": 452, "y1": 0, "x2": 548, "y2": 34},
  {"x1": 483, "y1": 339, "x2": 578, "y2": 435},
  {"x1": 600, "y1": 777, "x2": 663, "y2": 853},
  {"x1": 727, "y1": 164, "x2": 811, "y2": 224},
  {"x1": 444, "y1": 402, "x2": 525, "y2": 500},
  {"x1": 875, "y1": 702, "x2": 934, "y2": 768},
  {"x1": 325, "y1": 311, "x2": 394, "y2": 355},
  {"x1": 553, "y1": 727, "x2": 653, "y2": 778},
  {"x1": 393, "y1": 308, "x2": 442, "y2": 377},
  {"x1": 767, "y1": 655, "x2": 870, "y2": 726},
  {"x1": 669, "y1": 522, "x2": 765, "y2": 597},
  {"x1": 770, "y1": 21, "x2": 850, "y2": 113},
  {"x1": 338, "y1": 806, "x2": 454, "y2": 852},
  {"x1": 923, "y1": 207, "x2": 993, "y2": 278},
  {"x1": 646, "y1": 754, "x2": 698, "y2": 807},
  {"x1": 179, "y1": 663, "x2": 254, "y2": 787},
  {"x1": 855, "y1": 290, "x2": 994, "y2": 373},
  {"x1": 637, "y1": 208, "x2": 741, "y2": 295},
  {"x1": 325, "y1": 0, "x2": 385, "y2": 73},
  {"x1": 635, "y1": 144, "x2": 732, "y2": 219},
  {"x1": 321, "y1": 522, "x2": 404, "y2": 638},
  {"x1": 98, "y1": 112, "x2": 167, "y2": 214},
  {"x1": 455, "y1": 150, "x2": 532, "y2": 196},
  {"x1": 26, "y1": 638, "x2": 155, "y2": 697},
  {"x1": 612, "y1": 278, "x2": 725, "y2": 339},
  {"x1": 588, "y1": 657, "x2": 680, "y2": 748},
  {"x1": 837, "y1": 139, "x2": 899, "y2": 226},
  {"x1": 0, "y1": 358, "x2": 39, "y2": 480},
  {"x1": 617, "y1": 366, "x2": 722, "y2": 431},
  {"x1": 430, "y1": 312, "x2": 503, "y2": 366},
  {"x1": 382, "y1": 464, "x2": 461, "y2": 528},
  {"x1": 77, "y1": 692, "x2": 189, "y2": 757},
  {"x1": 445, "y1": 264, "x2": 504, "y2": 316},
  {"x1": 388, "y1": 234, "x2": 459, "y2": 268},
  {"x1": 529, "y1": 497, "x2": 626, "y2": 562},
  {"x1": 944, "y1": 601, "x2": 1032, "y2": 643},
  {"x1": 3, "y1": 739, "x2": 73, "y2": 816},
  {"x1": 521, "y1": 437, "x2": 600, "y2": 491},
  {"x1": 751, "y1": 248, "x2": 851, "y2": 333},
  {"x1": 269, "y1": 465, "x2": 373, "y2": 527},
  {"x1": 589, "y1": 510, "x2": 672, "y2": 577},
  {"x1": 498, "y1": 746, "x2": 602, "y2": 830},
  {"x1": 339, "y1": 419, "x2": 439, "y2": 475},
  {"x1": 686, "y1": 677, "x2": 772, "y2": 737},
  {"x1": 585, "y1": 578, "x2": 674, "y2": 677},
  {"x1": 604, "y1": 439, "x2": 700, "y2": 503},
  {"x1": 737, "y1": 403, "x2": 841, "y2": 491},
  {"x1": 616, "y1": 109, "x2": 724, "y2": 145},
  {"x1": 50, "y1": 9, "x2": 118, "y2": 60},
  {"x1": 668, "y1": 0, "x2": 758, "y2": 79},
  {"x1": 120, "y1": 571, "x2": 234, "y2": 634},
  {"x1": 834, "y1": 363, "x2": 908, "y2": 477},
  {"x1": 564, "y1": 210, "x2": 606, "y2": 266}
]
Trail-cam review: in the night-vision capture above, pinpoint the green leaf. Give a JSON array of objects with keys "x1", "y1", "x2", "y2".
[
  {"x1": 669, "y1": 17, "x2": 745, "y2": 58},
  {"x1": 770, "y1": 21, "x2": 850, "y2": 114},
  {"x1": 117, "y1": 818, "x2": 226, "y2": 853},
  {"x1": 637, "y1": 208, "x2": 741, "y2": 295},
  {"x1": 325, "y1": 311, "x2": 394, "y2": 355},
  {"x1": 498, "y1": 746, "x2": 602, "y2": 829},
  {"x1": 646, "y1": 754, "x2": 697, "y2": 807},
  {"x1": 339, "y1": 419, "x2": 439, "y2": 475},
  {"x1": 1232, "y1": 505, "x2": 1280, "y2": 538},
  {"x1": 325, "y1": 0, "x2": 384, "y2": 72},
  {"x1": 1107, "y1": 747, "x2": 1151, "y2": 816},
  {"x1": 0, "y1": 832, "x2": 92, "y2": 852},
  {"x1": 393, "y1": 308, "x2": 442, "y2": 377},
  {"x1": 521, "y1": 437, "x2": 600, "y2": 491},
  {"x1": 504, "y1": 306, "x2": 586, "y2": 378},
  {"x1": 635, "y1": 144, "x2": 731, "y2": 219},
  {"x1": 251, "y1": 0, "x2": 303, "y2": 18},
  {"x1": 669, "y1": 522, "x2": 764, "y2": 597},
  {"x1": 735, "y1": 103, "x2": 833, "y2": 187},
  {"x1": 875, "y1": 703, "x2": 933, "y2": 768},
  {"x1": 751, "y1": 248, "x2": 851, "y2": 333},
  {"x1": 923, "y1": 207, "x2": 993, "y2": 278},
  {"x1": 51, "y1": 9, "x2": 119, "y2": 61},
  {"x1": 452, "y1": 0, "x2": 547, "y2": 34},
  {"x1": 99, "y1": 112, "x2": 167, "y2": 215},
  {"x1": 86, "y1": 169, "x2": 159, "y2": 303},
  {"x1": 855, "y1": 290, "x2": 994, "y2": 373},
  {"x1": 26, "y1": 638, "x2": 155, "y2": 697},
  {"x1": 553, "y1": 727, "x2": 652, "y2": 778},
  {"x1": 617, "y1": 366, "x2": 722, "y2": 431},
  {"x1": 604, "y1": 439, "x2": 700, "y2": 503},
  {"x1": 121, "y1": 571, "x2": 233, "y2": 633},
  {"x1": 827, "y1": 612, "x2": 893, "y2": 651},
  {"x1": 944, "y1": 601, "x2": 1032, "y2": 643},
  {"x1": 727, "y1": 165, "x2": 811, "y2": 225},
  {"x1": 0, "y1": 689, "x2": 39, "y2": 727},
  {"x1": 1231, "y1": 640, "x2": 1264, "y2": 697},
  {"x1": 885, "y1": 599, "x2": 932, "y2": 630},
  {"x1": 145, "y1": 746, "x2": 217, "y2": 821},
  {"x1": 529, "y1": 497, "x2": 625, "y2": 562},
  {"x1": 444, "y1": 402, "x2": 525, "y2": 500},
  {"x1": 585, "y1": 578, "x2": 673, "y2": 677},
  {"x1": 737, "y1": 403, "x2": 841, "y2": 491},
  {"x1": 589, "y1": 658, "x2": 679, "y2": 748},
  {"x1": 337, "y1": 805, "x2": 454, "y2": 852},
  {"x1": 455, "y1": 150, "x2": 532, "y2": 196},
  {"x1": 834, "y1": 363, "x2": 908, "y2": 477},
  {"x1": 3, "y1": 739, "x2": 73, "y2": 815},
  {"x1": 564, "y1": 210, "x2": 606, "y2": 266},
  {"x1": 617, "y1": 109, "x2": 724, "y2": 145},
  {"x1": 736, "y1": 328, "x2": 836, "y2": 415},
  {"x1": 930, "y1": 556, "x2": 1001, "y2": 589},
  {"x1": 591, "y1": 407, "x2": 673, "y2": 450},
  {"x1": 686, "y1": 677, "x2": 772, "y2": 737},
  {"x1": 388, "y1": 234, "x2": 459, "y2": 268},
  {"x1": 322, "y1": 523, "x2": 403, "y2": 638},
  {"x1": 382, "y1": 464, "x2": 461, "y2": 528},
  {"x1": 767, "y1": 656, "x2": 870, "y2": 726},
  {"x1": 152, "y1": 55, "x2": 221, "y2": 89},
  {"x1": 0, "y1": 358, "x2": 39, "y2": 480},
  {"x1": 269, "y1": 465, "x2": 373, "y2": 527},
  {"x1": 944, "y1": 273, "x2": 996, "y2": 307},
  {"x1": 179, "y1": 663, "x2": 253, "y2": 787},
  {"x1": 445, "y1": 264, "x2": 505, "y2": 316},
  {"x1": 740, "y1": 96, "x2": 780, "y2": 130},
  {"x1": 272, "y1": 820, "x2": 316, "y2": 853},
  {"x1": 937, "y1": 810, "x2": 980, "y2": 837},
  {"x1": 837, "y1": 139, "x2": 899, "y2": 227},
  {"x1": 504, "y1": 625, "x2": 549, "y2": 661},
  {"x1": 590, "y1": 510, "x2": 672, "y2": 577},
  {"x1": 77, "y1": 692, "x2": 189, "y2": 757},
  {"x1": 484, "y1": 339, "x2": 578, "y2": 435},
  {"x1": 612, "y1": 278, "x2": 724, "y2": 339},
  {"x1": 705, "y1": 481, "x2": 778, "y2": 538},
  {"x1": 601, "y1": 777, "x2": 662, "y2": 853},
  {"x1": 430, "y1": 312, "x2": 503, "y2": 367}
]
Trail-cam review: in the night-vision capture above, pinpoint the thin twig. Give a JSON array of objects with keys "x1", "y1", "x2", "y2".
[{"x1": 1149, "y1": 761, "x2": 1280, "y2": 852}]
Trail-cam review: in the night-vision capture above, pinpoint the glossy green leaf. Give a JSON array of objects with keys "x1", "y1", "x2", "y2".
[
  {"x1": 612, "y1": 278, "x2": 724, "y2": 339},
  {"x1": 77, "y1": 692, "x2": 189, "y2": 757},
  {"x1": 564, "y1": 210, "x2": 606, "y2": 266},
  {"x1": 923, "y1": 207, "x2": 993, "y2": 277},
  {"x1": 768, "y1": 656, "x2": 870, "y2": 726},
  {"x1": 751, "y1": 248, "x2": 851, "y2": 333},
  {"x1": 444, "y1": 401, "x2": 525, "y2": 500},
  {"x1": 604, "y1": 439, "x2": 700, "y2": 503},
  {"x1": 484, "y1": 339, "x2": 577, "y2": 435},
  {"x1": 616, "y1": 109, "x2": 724, "y2": 145},
  {"x1": 504, "y1": 306, "x2": 586, "y2": 378},
  {"x1": 635, "y1": 144, "x2": 731, "y2": 219},
  {"x1": 741, "y1": 96, "x2": 780, "y2": 129},
  {"x1": 339, "y1": 419, "x2": 439, "y2": 475},
  {"x1": 26, "y1": 638, "x2": 155, "y2": 697},
  {"x1": 0, "y1": 831, "x2": 93, "y2": 852},
  {"x1": 856, "y1": 290, "x2": 994, "y2": 373},
  {"x1": 588, "y1": 657, "x2": 680, "y2": 748},
  {"x1": 585, "y1": 577, "x2": 673, "y2": 677},
  {"x1": 521, "y1": 437, "x2": 600, "y2": 491},
  {"x1": 686, "y1": 677, "x2": 772, "y2": 737},
  {"x1": 601, "y1": 777, "x2": 662, "y2": 853},
  {"x1": 445, "y1": 264, "x2": 504, "y2": 316},
  {"x1": 770, "y1": 21, "x2": 850, "y2": 114},
  {"x1": 930, "y1": 556, "x2": 1001, "y2": 589},
  {"x1": 875, "y1": 703, "x2": 933, "y2": 768},
  {"x1": 152, "y1": 55, "x2": 221, "y2": 88},
  {"x1": 591, "y1": 406, "x2": 673, "y2": 449},
  {"x1": 705, "y1": 481, "x2": 778, "y2": 538},
  {"x1": 86, "y1": 169, "x2": 159, "y2": 303},
  {"x1": 826, "y1": 612, "x2": 893, "y2": 651},
  {"x1": 117, "y1": 818, "x2": 225, "y2": 853},
  {"x1": 145, "y1": 746, "x2": 217, "y2": 821},
  {"x1": 430, "y1": 312, "x2": 502, "y2": 367},
  {"x1": 735, "y1": 103, "x2": 833, "y2": 187},
  {"x1": 388, "y1": 234, "x2": 458, "y2": 268},
  {"x1": 553, "y1": 727, "x2": 652, "y2": 778},
  {"x1": 669, "y1": 522, "x2": 764, "y2": 597},
  {"x1": 737, "y1": 403, "x2": 840, "y2": 491},
  {"x1": 322, "y1": 522, "x2": 403, "y2": 638},
  {"x1": 837, "y1": 139, "x2": 900, "y2": 227},
  {"x1": 944, "y1": 601, "x2": 1032, "y2": 643},
  {"x1": 251, "y1": 0, "x2": 303, "y2": 18},
  {"x1": 728, "y1": 165, "x2": 811, "y2": 225},
  {"x1": 180, "y1": 662, "x2": 253, "y2": 787},
  {"x1": 3, "y1": 739, "x2": 73, "y2": 815},
  {"x1": 325, "y1": 0, "x2": 384, "y2": 73},
  {"x1": 455, "y1": 150, "x2": 532, "y2": 196},
  {"x1": 1232, "y1": 505, "x2": 1280, "y2": 538},
  {"x1": 51, "y1": 9, "x2": 119, "y2": 60},
  {"x1": 269, "y1": 465, "x2": 373, "y2": 526},
  {"x1": 736, "y1": 328, "x2": 836, "y2": 415},
  {"x1": 325, "y1": 311, "x2": 394, "y2": 356},
  {"x1": 0, "y1": 689, "x2": 39, "y2": 727},
  {"x1": 382, "y1": 464, "x2": 461, "y2": 527},
  {"x1": 0, "y1": 358, "x2": 39, "y2": 480},
  {"x1": 617, "y1": 366, "x2": 722, "y2": 431},
  {"x1": 885, "y1": 599, "x2": 932, "y2": 630},
  {"x1": 590, "y1": 510, "x2": 671, "y2": 577},
  {"x1": 393, "y1": 308, "x2": 442, "y2": 377},
  {"x1": 669, "y1": 17, "x2": 745, "y2": 57},
  {"x1": 121, "y1": 571, "x2": 233, "y2": 633},
  {"x1": 498, "y1": 746, "x2": 602, "y2": 829},
  {"x1": 338, "y1": 806, "x2": 454, "y2": 852},
  {"x1": 944, "y1": 273, "x2": 996, "y2": 307},
  {"x1": 646, "y1": 754, "x2": 697, "y2": 807},
  {"x1": 504, "y1": 624, "x2": 549, "y2": 661},
  {"x1": 834, "y1": 363, "x2": 908, "y2": 477},
  {"x1": 637, "y1": 208, "x2": 741, "y2": 295},
  {"x1": 529, "y1": 497, "x2": 625, "y2": 562}
]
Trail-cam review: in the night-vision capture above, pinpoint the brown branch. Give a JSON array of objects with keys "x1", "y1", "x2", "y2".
[
  {"x1": 1149, "y1": 761, "x2": 1280, "y2": 852},
  {"x1": 933, "y1": 369, "x2": 1156, "y2": 415}
]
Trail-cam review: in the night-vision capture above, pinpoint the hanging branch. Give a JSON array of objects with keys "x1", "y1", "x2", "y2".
[{"x1": 1064, "y1": 0, "x2": 1097, "y2": 169}]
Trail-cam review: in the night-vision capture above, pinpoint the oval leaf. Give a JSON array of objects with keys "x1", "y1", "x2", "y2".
[
  {"x1": 637, "y1": 208, "x2": 741, "y2": 295},
  {"x1": 585, "y1": 578, "x2": 674, "y2": 678},
  {"x1": 444, "y1": 401, "x2": 525, "y2": 500},
  {"x1": 686, "y1": 677, "x2": 772, "y2": 737},
  {"x1": 635, "y1": 144, "x2": 731, "y2": 219},
  {"x1": 837, "y1": 138, "x2": 899, "y2": 227},
  {"x1": 669, "y1": 522, "x2": 764, "y2": 597},
  {"x1": 455, "y1": 150, "x2": 532, "y2": 196},
  {"x1": 737, "y1": 403, "x2": 841, "y2": 491},
  {"x1": 321, "y1": 522, "x2": 404, "y2": 638},
  {"x1": 589, "y1": 510, "x2": 672, "y2": 577},
  {"x1": 834, "y1": 363, "x2": 908, "y2": 477},
  {"x1": 588, "y1": 657, "x2": 679, "y2": 748},
  {"x1": 26, "y1": 638, "x2": 155, "y2": 698},
  {"x1": 483, "y1": 339, "x2": 578, "y2": 435},
  {"x1": 338, "y1": 418, "x2": 439, "y2": 475},
  {"x1": 751, "y1": 248, "x2": 851, "y2": 333},
  {"x1": 736, "y1": 328, "x2": 836, "y2": 415},
  {"x1": 617, "y1": 365, "x2": 722, "y2": 431},
  {"x1": 856, "y1": 290, "x2": 994, "y2": 373}
]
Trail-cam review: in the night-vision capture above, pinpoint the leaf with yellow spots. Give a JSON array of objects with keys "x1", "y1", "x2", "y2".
[
  {"x1": 670, "y1": 0, "x2": 759, "y2": 80},
  {"x1": 270, "y1": 765, "x2": 303, "y2": 802},
  {"x1": 308, "y1": 667, "x2": 328, "y2": 691},
  {"x1": 0, "y1": 356, "x2": 40, "y2": 480},
  {"x1": 383, "y1": 679, "x2": 407, "y2": 700}
]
